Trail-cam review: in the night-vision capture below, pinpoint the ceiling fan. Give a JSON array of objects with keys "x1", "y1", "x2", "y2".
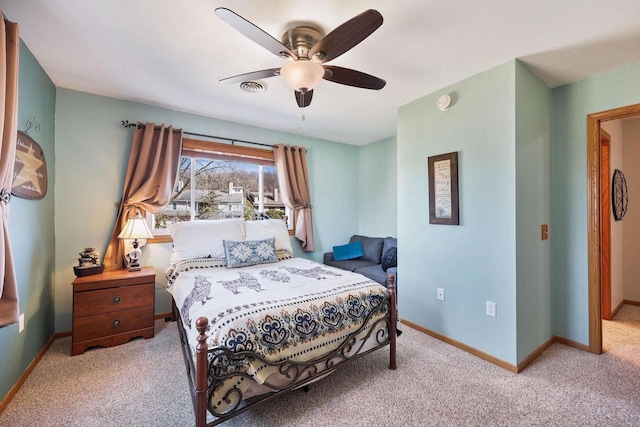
[{"x1": 215, "y1": 8, "x2": 386, "y2": 108}]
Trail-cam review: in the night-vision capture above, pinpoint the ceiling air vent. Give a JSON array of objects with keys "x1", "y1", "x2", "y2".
[{"x1": 239, "y1": 80, "x2": 267, "y2": 93}]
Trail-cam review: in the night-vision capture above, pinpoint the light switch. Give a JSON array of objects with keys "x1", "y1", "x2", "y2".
[{"x1": 541, "y1": 224, "x2": 549, "y2": 240}]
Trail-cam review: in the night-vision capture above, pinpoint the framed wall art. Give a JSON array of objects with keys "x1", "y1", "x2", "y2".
[
  {"x1": 428, "y1": 151, "x2": 459, "y2": 225},
  {"x1": 12, "y1": 130, "x2": 48, "y2": 200}
]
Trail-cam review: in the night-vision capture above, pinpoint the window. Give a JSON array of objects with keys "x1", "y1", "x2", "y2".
[{"x1": 150, "y1": 139, "x2": 294, "y2": 238}]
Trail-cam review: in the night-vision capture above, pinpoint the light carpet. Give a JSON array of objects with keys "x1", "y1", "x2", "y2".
[{"x1": 1, "y1": 305, "x2": 639, "y2": 426}]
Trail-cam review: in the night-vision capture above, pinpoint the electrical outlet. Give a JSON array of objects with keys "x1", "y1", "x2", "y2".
[
  {"x1": 486, "y1": 301, "x2": 496, "y2": 317},
  {"x1": 437, "y1": 288, "x2": 445, "y2": 301},
  {"x1": 19, "y1": 313, "x2": 24, "y2": 333}
]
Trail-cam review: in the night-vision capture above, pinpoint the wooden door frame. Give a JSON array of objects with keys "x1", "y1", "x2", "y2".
[
  {"x1": 587, "y1": 103, "x2": 640, "y2": 354},
  {"x1": 600, "y1": 130, "x2": 611, "y2": 320}
]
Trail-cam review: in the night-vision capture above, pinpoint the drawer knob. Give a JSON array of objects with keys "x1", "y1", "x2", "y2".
[
  {"x1": 113, "y1": 296, "x2": 121, "y2": 304},
  {"x1": 112, "y1": 319, "x2": 121, "y2": 327}
]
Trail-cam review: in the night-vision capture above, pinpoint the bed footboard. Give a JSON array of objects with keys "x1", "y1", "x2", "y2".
[{"x1": 188, "y1": 274, "x2": 396, "y2": 427}]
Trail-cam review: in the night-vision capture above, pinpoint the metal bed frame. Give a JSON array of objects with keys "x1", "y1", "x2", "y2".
[{"x1": 173, "y1": 275, "x2": 397, "y2": 427}]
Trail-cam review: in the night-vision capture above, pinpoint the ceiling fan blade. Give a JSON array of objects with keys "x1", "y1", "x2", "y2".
[
  {"x1": 309, "y1": 9, "x2": 383, "y2": 63},
  {"x1": 295, "y1": 90, "x2": 314, "y2": 108},
  {"x1": 323, "y1": 66, "x2": 386, "y2": 90},
  {"x1": 219, "y1": 68, "x2": 281, "y2": 84},
  {"x1": 215, "y1": 8, "x2": 297, "y2": 60}
]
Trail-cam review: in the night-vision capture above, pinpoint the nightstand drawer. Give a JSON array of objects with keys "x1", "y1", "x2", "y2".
[
  {"x1": 73, "y1": 305, "x2": 154, "y2": 342},
  {"x1": 74, "y1": 283, "x2": 154, "y2": 317}
]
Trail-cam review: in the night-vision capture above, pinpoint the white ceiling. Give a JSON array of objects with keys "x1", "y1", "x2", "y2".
[{"x1": 2, "y1": 0, "x2": 640, "y2": 145}]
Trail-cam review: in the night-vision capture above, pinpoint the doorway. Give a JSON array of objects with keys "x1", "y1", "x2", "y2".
[{"x1": 587, "y1": 102, "x2": 640, "y2": 354}]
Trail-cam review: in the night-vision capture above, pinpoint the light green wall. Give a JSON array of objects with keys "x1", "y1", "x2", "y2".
[
  {"x1": 396, "y1": 58, "x2": 640, "y2": 364},
  {"x1": 551, "y1": 61, "x2": 640, "y2": 343},
  {"x1": 515, "y1": 61, "x2": 552, "y2": 362},
  {"x1": 54, "y1": 89, "x2": 361, "y2": 331},
  {"x1": 358, "y1": 136, "x2": 397, "y2": 237},
  {"x1": 0, "y1": 42, "x2": 56, "y2": 401},
  {"x1": 397, "y1": 61, "x2": 518, "y2": 364}
]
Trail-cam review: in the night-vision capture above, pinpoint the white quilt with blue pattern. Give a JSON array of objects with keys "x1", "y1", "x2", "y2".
[{"x1": 166, "y1": 256, "x2": 389, "y2": 384}]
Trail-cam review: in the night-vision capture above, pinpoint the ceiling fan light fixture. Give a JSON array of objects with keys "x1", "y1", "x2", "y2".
[
  {"x1": 215, "y1": 8, "x2": 385, "y2": 108},
  {"x1": 280, "y1": 60, "x2": 324, "y2": 92}
]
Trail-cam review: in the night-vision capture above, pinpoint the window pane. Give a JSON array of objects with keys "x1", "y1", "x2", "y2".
[
  {"x1": 154, "y1": 156, "x2": 290, "y2": 230},
  {"x1": 285, "y1": 206, "x2": 294, "y2": 231},
  {"x1": 258, "y1": 165, "x2": 288, "y2": 223},
  {"x1": 197, "y1": 158, "x2": 242, "y2": 220},
  {"x1": 152, "y1": 157, "x2": 192, "y2": 230}
]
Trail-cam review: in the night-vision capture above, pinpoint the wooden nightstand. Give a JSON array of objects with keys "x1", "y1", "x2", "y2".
[{"x1": 71, "y1": 267, "x2": 155, "y2": 356}]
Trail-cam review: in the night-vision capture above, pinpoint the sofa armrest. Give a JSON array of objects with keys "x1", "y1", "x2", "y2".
[{"x1": 323, "y1": 252, "x2": 335, "y2": 264}]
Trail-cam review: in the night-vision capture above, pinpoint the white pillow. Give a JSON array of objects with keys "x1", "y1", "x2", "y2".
[
  {"x1": 168, "y1": 218, "x2": 246, "y2": 264},
  {"x1": 245, "y1": 219, "x2": 294, "y2": 255}
]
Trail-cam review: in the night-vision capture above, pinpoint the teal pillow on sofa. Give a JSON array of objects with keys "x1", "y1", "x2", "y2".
[{"x1": 333, "y1": 241, "x2": 365, "y2": 261}]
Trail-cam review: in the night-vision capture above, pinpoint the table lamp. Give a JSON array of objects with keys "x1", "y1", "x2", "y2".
[{"x1": 118, "y1": 213, "x2": 154, "y2": 271}]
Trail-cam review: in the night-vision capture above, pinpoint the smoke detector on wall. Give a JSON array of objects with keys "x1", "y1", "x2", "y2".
[{"x1": 437, "y1": 93, "x2": 452, "y2": 111}]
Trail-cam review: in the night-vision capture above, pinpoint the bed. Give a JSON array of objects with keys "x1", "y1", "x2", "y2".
[{"x1": 165, "y1": 218, "x2": 397, "y2": 426}]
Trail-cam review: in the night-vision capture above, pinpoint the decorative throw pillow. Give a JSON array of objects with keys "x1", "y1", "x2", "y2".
[
  {"x1": 333, "y1": 241, "x2": 365, "y2": 261},
  {"x1": 223, "y1": 238, "x2": 278, "y2": 269},
  {"x1": 245, "y1": 219, "x2": 294, "y2": 255},
  {"x1": 381, "y1": 247, "x2": 397, "y2": 272}
]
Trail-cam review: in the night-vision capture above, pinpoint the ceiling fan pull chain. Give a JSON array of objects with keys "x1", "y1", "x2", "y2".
[
  {"x1": 299, "y1": 94, "x2": 306, "y2": 133},
  {"x1": 299, "y1": 113, "x2": 305, "y2": 133}
]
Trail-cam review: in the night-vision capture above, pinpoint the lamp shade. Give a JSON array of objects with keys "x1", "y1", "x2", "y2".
[
  {"x1": 280, "y1": 60, "x2": 324, "y2": 92},
  {"x1": 118, "y1": 213, "x2": 154, "y2": 240}
]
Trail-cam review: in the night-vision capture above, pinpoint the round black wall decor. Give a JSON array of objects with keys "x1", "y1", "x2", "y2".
[{"x1": 612, "y1": 169, "x2": 628, "y2": 221}]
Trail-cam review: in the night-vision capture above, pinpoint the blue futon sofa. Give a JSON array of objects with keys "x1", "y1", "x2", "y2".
[{"x1": 323, "y1": 235, "x2": 397, "y2": 288}]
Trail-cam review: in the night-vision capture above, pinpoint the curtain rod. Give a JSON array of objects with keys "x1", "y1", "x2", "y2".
[{"x1": 120, "y1": 120, "x2": 275, "y2": 148}]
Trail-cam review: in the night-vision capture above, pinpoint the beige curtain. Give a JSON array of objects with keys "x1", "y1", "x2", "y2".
[
  {"x1": 104, "y1": 123, "x2": 183, "y2": 269},
  {"x1": 273, "y1": 144, "x2": 314, "y2": 251},
  {"x1": 0, "y1": 15, "x2": 20, "y2": 327}
]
